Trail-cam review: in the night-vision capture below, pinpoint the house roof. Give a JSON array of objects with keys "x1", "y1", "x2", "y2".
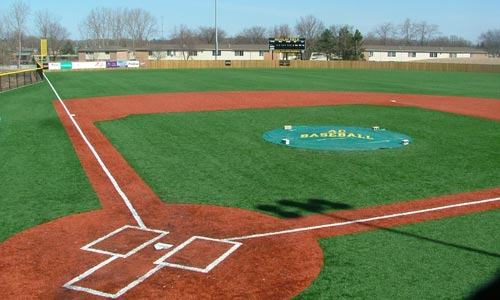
[
  {"x1": 77, "y1": 44, "x2": 486, "y2": 54},
  {"x1": 78, "y1": 44, "x2": 269, "y2": 52},
  {"x1": 137, "y1": 43, "x2": 269, "y2": 51},
  {"x1": 364, "y1": 45, "x2": 487, "y2": 54},
  {"x1": 77, "y1": 46, "x2": 131, "y2": 52}
]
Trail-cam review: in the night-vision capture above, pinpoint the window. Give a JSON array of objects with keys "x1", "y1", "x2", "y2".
[
  {"x1": 188, "y1": 50, "x2": 198, "y2": 56},
  {"x1": 212, "y1": 50, "x2": 221, "y2": 56},
  {"x1": 148, "y1": 51, "x2": 153, "y2": 56},
  {"x1": 430, "y1": 52, "x2": 438, "y2": 58},
  {"x1": 104, "y1": 51, "x2": 110, "y2": 55},
  {"x1": 449, "y1": 52, "x2": 457, "y2": 58},
  {"x1": 259, "y1": 50, "x2": 265, "y2": 56},
  {"x1": 388, "y1": 51, "x2": 396, "y2": 57},
  {"x1": 234, "y1": 50, "x2": 244, "y2": 56},
  {"x1": 167, "y1": 50, "x2": 176, "y2": 56},
  {"x1": 408, "y1": 52, "x2": 416, "y2": 57},
  {"x1": 369, "y1": 51, "x2": 374, "y2": 57}
]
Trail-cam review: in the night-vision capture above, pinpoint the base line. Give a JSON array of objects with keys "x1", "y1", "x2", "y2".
[
  {"x1": 224, "y1": 197, "x2": 500, "y2": 241},
  {"x1": 43, "y1": 73, "x2": 146, "y2": 229}
]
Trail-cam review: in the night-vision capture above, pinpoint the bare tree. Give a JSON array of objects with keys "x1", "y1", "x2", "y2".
[
  {"x1": 197, "y1": 26, "x2": 227, "y2": 44},
  {"x1": 269, "y1": 24, "x2": 292, "y2": 38},
  {"x1": 150, "y1": 50, "x2": 166, "y2": 61},
  {"x1": 479, "y1": 29, "x2": 500, "y2": 56},
  {"x1": 368, "y1": 19, "x2": 466, "y2": 47},
  {"x1": 414, "y1": 21, "x2": 440, "y2": 45},
  {"x1": 108, "y1": 8, "x2": 127, "y2": 46},
  {"x1": 34, "y1": 10, "x2": 70, "y2": 60},
  {"x1": 125, "y1": 8, "x2": 157, "y2": 50},
  {"x1": 0, "y1": 20, "x2": 8, "y2": 65},
  {"x1": 235, "y1": 26, "x2": 267, "y2": 44},
  {"x1": 170, "y1": 24, "x2": 195, "y2": 60},
  {"x1": 426, "y1": 35, "x2": 472, "y2": 47},
  {"x1": 399, "y1": 18, "x2": 418, "y2": 45},
  {"x1": 295, "y1": 15, "x2": 325, "y2": 59},
  {"x1": 81, "y1": 8, "x2": 109, "y2": 47},
  {"x1": 5, "y1": 0, "x2": 30, "y2": 68},
  {"x1": 372, "y1": 22, "x2": 397, "y2": 45}
]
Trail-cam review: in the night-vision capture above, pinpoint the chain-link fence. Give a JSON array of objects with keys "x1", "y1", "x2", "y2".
[{"x1": 0, "y1": 68, "x2": 44, "y2": 93}]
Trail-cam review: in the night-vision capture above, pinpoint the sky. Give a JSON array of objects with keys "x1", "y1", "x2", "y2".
[{"x1": 3, "y1": 0, "x2": 500, "y2": 43}]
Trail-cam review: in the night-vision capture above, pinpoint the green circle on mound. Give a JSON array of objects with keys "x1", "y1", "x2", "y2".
[{"x1": 263, "y1": 125, "x2": 412, "y2": 151}]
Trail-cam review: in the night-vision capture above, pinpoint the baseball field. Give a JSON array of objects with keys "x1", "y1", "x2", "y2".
[{"x1": 0, "y1": 68, "x2": 499, "y2": 299}]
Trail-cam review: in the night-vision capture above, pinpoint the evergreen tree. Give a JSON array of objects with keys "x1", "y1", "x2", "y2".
[{"x1": 316, "y1": 29, "x2": 336, "y2": 60}]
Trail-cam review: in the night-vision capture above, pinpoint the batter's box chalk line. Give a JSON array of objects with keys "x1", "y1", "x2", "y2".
[
  {"x1": 63, "y1": 225, "x2": 242, "y2": 298},
  {"x1": 81, "y1": 225, "x2": 169, "y2": 258},
  {"x1": 154, "y1": 236, "x2": 242, "y2": 273}
]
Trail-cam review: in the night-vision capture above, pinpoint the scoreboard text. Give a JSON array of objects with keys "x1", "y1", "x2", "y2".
[{"x1": 268, "y1": 38, "x2": 306, "y2": 53}]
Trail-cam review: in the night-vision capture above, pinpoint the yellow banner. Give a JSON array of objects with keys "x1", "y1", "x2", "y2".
[{"x1": 40, "y1": 39, "x2": 48, "y2": 57}]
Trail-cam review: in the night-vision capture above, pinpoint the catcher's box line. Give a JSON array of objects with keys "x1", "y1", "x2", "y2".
[
  {"x1": 223, "y1": 197, "x2": 500, "y2": 241},
  {"x1": 43, "y1": 73, "x2": 146, "y2": 229}
]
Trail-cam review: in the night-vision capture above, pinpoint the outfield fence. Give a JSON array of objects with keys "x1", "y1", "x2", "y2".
[
  {"x1": 0, "y1": 68, "x2": 44, "y2": 93},
  {"x1": 146, "y1": 59, "x2": 500, "y2": 73}
]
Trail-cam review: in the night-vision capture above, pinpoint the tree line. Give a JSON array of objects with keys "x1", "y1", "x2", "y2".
[{"x1": 1, "y1": 1, "x2": 499, "y2": 67}]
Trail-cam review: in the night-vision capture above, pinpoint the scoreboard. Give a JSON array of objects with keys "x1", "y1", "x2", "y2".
[{"x1": 268, "y1": 38, "x2": 306, "y2": 52}]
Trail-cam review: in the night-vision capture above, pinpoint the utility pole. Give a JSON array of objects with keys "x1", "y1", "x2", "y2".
[{"x1": 215, "y1": 0, "x2": 219, "y2": 60}]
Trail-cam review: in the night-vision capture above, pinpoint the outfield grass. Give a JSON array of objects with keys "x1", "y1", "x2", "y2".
[
  {"x1": 47, "y1": 68, "x2": 500, "y2": 99},
  {"x1": 0, "y1": 84, "x2": 100, "y2": 242},
  {"x1": 1, "y1": 68, "x2": 499, "y2": 299}
]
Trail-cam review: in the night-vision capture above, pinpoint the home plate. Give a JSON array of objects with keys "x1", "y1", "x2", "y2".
[{"x1": 154, "y1": 242, "x2": 173, "y2": 250}]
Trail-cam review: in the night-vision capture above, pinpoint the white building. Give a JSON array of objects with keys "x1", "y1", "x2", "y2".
[
  {"x1": 365, "y1": 45, "x2": 488, "y2": 62},
  {"x1": 78, "y1": 44, "x2": 274, "y2": 62},
  {"x1": 138, "y1": 44, "x2": 271, "y2": 61}
]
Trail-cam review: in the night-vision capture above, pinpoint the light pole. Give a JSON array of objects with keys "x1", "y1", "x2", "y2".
[{"x1": 215, "y1": 0, "x2": 219, "y2": 60}]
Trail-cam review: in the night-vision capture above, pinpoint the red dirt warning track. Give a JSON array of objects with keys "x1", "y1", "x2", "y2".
[{"x1": 0, "y1": 91, "x2": 499, "y2": 300}]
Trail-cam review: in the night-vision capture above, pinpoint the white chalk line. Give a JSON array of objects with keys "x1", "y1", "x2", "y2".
[
  {"x1": 42, "y1": 78, "x2": 499, "y2": 297},
  {"x1": 44, "y1": 75, "x2": 242, "y2": 298},
  {"x1": 43, "y1": 73, "x2": 146, "y2": 229},
  {"x1": 63, "y1": 225, "x2": 169, "y2": 298},
  {"x1": 154, "y1": 236, "x2": 242, "y2": 273},
  {"x1": 64, "y1": 230, "x2": 240, "y2": 298},
  {"x1": 82, "y1": 225, "x2": 169, "y2": 258},
  {"x1": 224, "y1": 197, "x2": 500, "y2": 241}
]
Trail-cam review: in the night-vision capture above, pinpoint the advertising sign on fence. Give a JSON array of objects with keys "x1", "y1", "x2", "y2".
[
  {"x1": 48, "y1": 62, "x2": 61, "y2": 70},
  {"x1": 127, "y1": 61, "x2": 140, "y2": 68},
  {"x1": 60, "y1": 62, "x2": 73, "y2": 70},
  {"x1": 72, "y1": 62, "x2": 106, "y2": 69},
  {"x1": 48, "y1": 61, "x2": 142, "y2": 70},
  {"x1": 106, "y1": 61, "x2": 130, "y2": 68}
]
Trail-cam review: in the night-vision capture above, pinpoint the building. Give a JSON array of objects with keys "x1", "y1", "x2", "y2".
[
  {"x1": 77, "y1": 44, "x2": 274, "y2": 62},
  {"x1": 76, "y1": 44, "x2": 490, "y2": 63},
  {"x1": 364, "y1": 45, "x2": 488, "y2": 62},
  {"x1": 77, "y1": 46, "x2": 131, "y2": 61}
]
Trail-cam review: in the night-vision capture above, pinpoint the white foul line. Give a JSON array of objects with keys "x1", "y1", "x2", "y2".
[
  {"x1": 43, "y1": 73, "x2": 146, "y2": 229},
  {"x1": 224, "y1": 197, "x2": 500, "y2": 241}
]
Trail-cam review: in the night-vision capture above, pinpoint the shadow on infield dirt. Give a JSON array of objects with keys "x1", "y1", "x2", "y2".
[{"x1": 256, "y1": 198, "x2": 352, "y2": 218}]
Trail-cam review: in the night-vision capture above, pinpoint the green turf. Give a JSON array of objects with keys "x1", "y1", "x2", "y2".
[
  {"x1": 96, "y1": 105, "x2": 500, "y2": 217},
  {"x1": 1, "y1": 68, "x2": 499, "y2": 299},
  {"x1": 0, "y1": 83, "x2": 100, "y2": 242},
  {"x1": 296, "y1": 209, "x2": 500, "y2": 300},
  {"x1": 46, "y1": 68, "x2": 500, "y2": 99}
]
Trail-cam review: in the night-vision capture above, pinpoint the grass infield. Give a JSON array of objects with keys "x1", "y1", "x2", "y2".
[
  {"x1": 1, "y1": 68, "x2": 499, "y2": 299},
  {"x1": 97, "y1": 105, "x2": 500, "y2": 216}
]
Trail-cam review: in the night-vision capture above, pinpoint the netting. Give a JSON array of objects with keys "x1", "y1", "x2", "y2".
[{"x1": 263, "y1": 125, "x2": 412, "y2": 151}]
